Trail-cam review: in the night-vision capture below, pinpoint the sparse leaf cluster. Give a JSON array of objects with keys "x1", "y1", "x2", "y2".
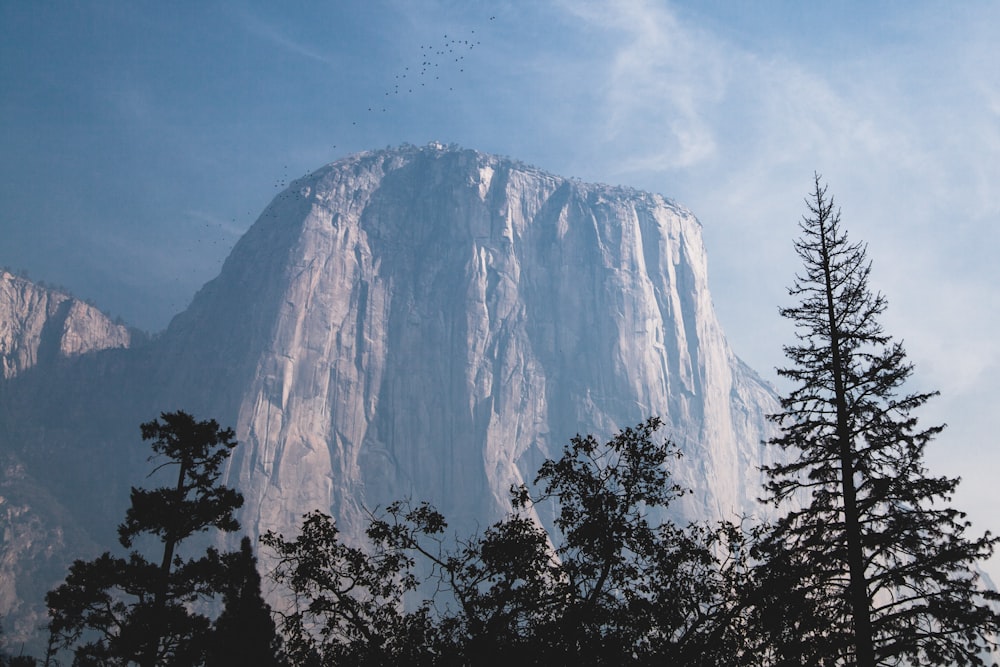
[{"x1": 263, "y1": 418, "x2": 752, "y2": 666}]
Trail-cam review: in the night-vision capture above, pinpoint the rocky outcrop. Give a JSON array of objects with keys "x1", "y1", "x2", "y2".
[
  {"x1": 0, "y1": 272, "x2": 134, "y2": 649},
  {"x1": 0, "y1": 271, "x2": 131, "y2": 379},
  {"x1": 0, "y1": 145, "x2": 781, "y2": 650},
  {"x1": 157, "y1": 144, "x2": 780, "y2": 541}
]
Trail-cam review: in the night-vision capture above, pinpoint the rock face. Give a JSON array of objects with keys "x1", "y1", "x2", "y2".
[
  {"x1": 0, "y1": 454, "x2": 100, "y2": 642},
  {"x1": 158, "y1": 144, "x2": 779, "y2": 540},
  {"x1": 0, "y1": 270, "x2": 131, "y2": 379},
  {"x1": 0, "y1": 271, "x2": 130, "y2": 640},
  {"x1": 0, "y1": 144, "x2": 781, "y2": 648}
]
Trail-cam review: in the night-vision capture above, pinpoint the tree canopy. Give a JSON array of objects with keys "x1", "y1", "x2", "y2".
[
  {"x1": 45, "y1": 411, "x2": 281, "y2": 667},
  {"x1": 755, "y1": 176, "x2": 1000, "y2": 665},
  {"x1": 263, "y1": 417, "x2": 749, "y2": 666}
]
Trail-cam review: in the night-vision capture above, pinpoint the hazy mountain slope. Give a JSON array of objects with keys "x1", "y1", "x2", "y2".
[
  {"x1": 0, "y1": 272, "x2": 133, "y2": 640},
  {"x1": 0, "y1": 144, "x2": 780, "y2": 648}
]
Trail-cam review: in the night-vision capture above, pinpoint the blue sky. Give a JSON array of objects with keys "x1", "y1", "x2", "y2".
[{"x1": 2, "y1": 0, "x2": 999, "y2": 575}]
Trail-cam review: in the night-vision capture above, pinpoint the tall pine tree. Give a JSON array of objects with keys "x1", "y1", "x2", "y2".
[
  {"x1": 46, "y1": 411, "x2": 245, "y2": 666},
  {"x1": 757, "y1": 176, "x2": 1000, "y2": 666}
]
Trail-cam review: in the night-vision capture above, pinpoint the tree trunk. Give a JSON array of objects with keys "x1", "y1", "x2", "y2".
[
  {"x1": 139, "y1": 460, "x2": 187, "y2": 667},
  {"x1": 819, "y1": 215, "x2": 876, "y2": 667}
]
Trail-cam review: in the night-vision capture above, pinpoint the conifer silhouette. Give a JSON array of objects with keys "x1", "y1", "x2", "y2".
[
  {"x1": 756, "y1": 176, "x2": 1000, "y2": 665},
  {"x1": 46, "y1": 412, "x2": 245, "y2": 666}
]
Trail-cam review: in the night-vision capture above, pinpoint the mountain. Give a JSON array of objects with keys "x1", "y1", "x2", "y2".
[
  {"x1": 0, "y1": 144, "x2": 779, "y2": 647},
  {"x1": 0, "y1": 271, "x2": 133, "y2": 640},
  {"x1": 0, "y1": 270, "x2": 131, "y2": 379}
]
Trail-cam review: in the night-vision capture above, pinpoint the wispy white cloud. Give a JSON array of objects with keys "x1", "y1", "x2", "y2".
[
  {"x1": 556, "y1": 0, "x2": 726, "y2": 171},
  {"x1": 548, "y1": 0, "x2": 1000, "y2": 575}
]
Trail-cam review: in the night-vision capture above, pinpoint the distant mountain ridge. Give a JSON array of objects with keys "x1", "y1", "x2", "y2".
[
  {"x1": 0, "y1": 270, "x2": 132, "y2": 379},
  {"x1": 0, "y1": 144, "x2": 779, "y2": 648},
  {"x1": 0, "y1": 271, "x2": 133, "y2": 641}
]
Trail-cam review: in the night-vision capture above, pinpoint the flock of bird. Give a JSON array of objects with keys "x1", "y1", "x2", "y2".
[
  {"x1": 386, "y1": 30, "x2": 485, "y2": 97},
  {"x1": 173, "y1": 14, "x2": 499, "y2": 314},
  {"x1": 358, "y1": 16, "x2": 496, "y2": 120}
]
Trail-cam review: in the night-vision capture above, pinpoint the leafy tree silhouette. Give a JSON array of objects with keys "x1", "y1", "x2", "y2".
[
  {"x1": 264, "y1": 418, "x2": 747, "y2": 666},
  {"x1": 45, "y1": 411, "x2": 247, "y2": 666},
  {"x1": 754, "y1": 176, "x2": 1000, "y2": 665},
  {"x1": 262, "y1": 506, "x2": 439, "y2": 667}
]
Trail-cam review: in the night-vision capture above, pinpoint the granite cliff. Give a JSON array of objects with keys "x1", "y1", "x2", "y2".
[
  {"x1": 0, "y1": 144, "x2": 779, "y2": 646},
  {"x1": 152, "y1": 144, "x2": 779, "y2": 539},
  {"x1": 0, "y1": 270, "x2": 131, "y2": 379},
  {"x1": 0, "y1": 272, "x2": 131, "y2": 640}
]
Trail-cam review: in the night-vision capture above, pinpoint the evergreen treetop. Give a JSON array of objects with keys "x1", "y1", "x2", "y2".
[{"x1": 757, "y1": 175, "x2": 1000, "y2": 666}]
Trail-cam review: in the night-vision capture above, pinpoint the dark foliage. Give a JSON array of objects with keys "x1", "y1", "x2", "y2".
[
  {"x1": 755, "y1": 176, "x2": 1000, "y2": 665},
  {"x1": 264, "y1": 418, "x2": 749, "y2": 666},
  {"x1": 45, "y1": 411, "x2": 251, "y2": 667},
  {"x1": 262, "y1": 506, "x2": 439, "y2": 667},
  {"x1": 206, "y1": 536, "x2": 285, "y2": 667}
]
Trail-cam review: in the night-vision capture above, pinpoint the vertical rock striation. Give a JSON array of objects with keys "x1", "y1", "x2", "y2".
[
  {"x1": 158, "y1": 144, "x2": 779, "y2": 542},
  {"x1": 0, "y1": 145, "x2": 782, "y2": 648}
]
